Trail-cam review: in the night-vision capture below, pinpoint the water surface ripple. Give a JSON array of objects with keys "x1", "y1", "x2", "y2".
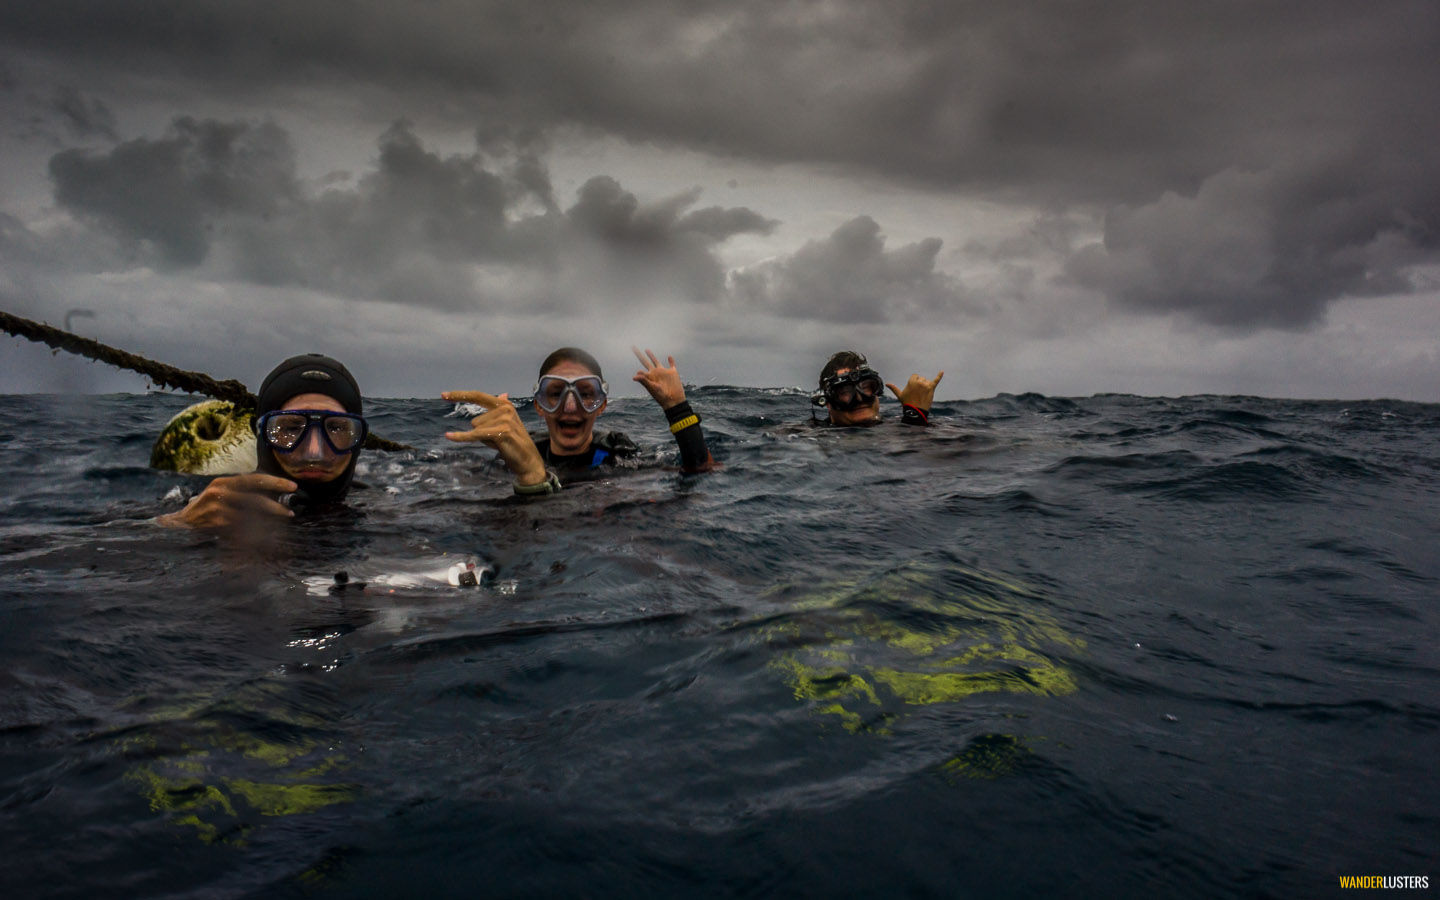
[{"x1": 0, "y1": 391, "x2": 1436, "y2": 898}]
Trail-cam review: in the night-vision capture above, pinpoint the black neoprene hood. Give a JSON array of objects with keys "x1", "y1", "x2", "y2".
[
  {"x1": 253, "y1": 353, "x2": 364, "y2": 505},
  {"x1": 256, "y1": 353, "x2": 363, "y2": 417}
]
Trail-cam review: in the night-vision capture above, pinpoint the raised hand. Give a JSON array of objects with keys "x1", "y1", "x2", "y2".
[
  {"x1": 886, "y1": 370, "x2": 944, "y2": 412},
  {"x1": 442, "y1": 390, "x2": 549, "y2": 486},
  {"x1": 157, "y1": 472, "x2": 297, "y2": 529},
  {"x1": 631, "y1": 346, "x2": 687, "y2": 410}
]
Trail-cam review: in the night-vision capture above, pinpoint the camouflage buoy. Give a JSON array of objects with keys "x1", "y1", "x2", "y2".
[{"x1": 150, "y1": 400, "x2": 257, "y2": 475}]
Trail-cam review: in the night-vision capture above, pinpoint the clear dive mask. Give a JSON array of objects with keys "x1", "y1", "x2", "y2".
[
  {"x1": 534, "y1": 375, "x2": 608, "y2": 414},
  {"x1": 255, "y1": 410, "x2": 368, "y2": 454}
]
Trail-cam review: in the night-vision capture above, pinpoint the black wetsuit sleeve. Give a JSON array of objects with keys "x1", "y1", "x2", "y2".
[
  {"x1": 900, "y1": 404, "x2": 930, "y2": 427},
  {"x1": 663, "y1": 401, "x2": 715, "y2": 472}
]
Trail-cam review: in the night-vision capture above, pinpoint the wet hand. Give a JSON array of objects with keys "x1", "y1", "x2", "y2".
[
  {"x1": 157, "y1": 472, "x2": 297, "y2": 529},
  {"x1": 886, "y1": 371, "x2": 944, "y2": 412},
  {"x1": 632, "y1": 346, "x2": 686, "y2": 410},
  {"x1": 441, "y1": 390, "x2": 548, "y2": 485}
]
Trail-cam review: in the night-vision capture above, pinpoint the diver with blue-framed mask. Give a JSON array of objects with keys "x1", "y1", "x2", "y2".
[
  {"x1": 443, "y1": 345, "x2": 715, "y2": 495},
  {"x1": 158, "y1": 353, "x2": 371, "y2": 529},
  {"x1": 812, "y1": 350, "x2": 943, "y2": 427}
]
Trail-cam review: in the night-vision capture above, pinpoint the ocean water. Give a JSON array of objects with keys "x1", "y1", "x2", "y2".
[{"x1": 0, "y1": 389, "x2": 1436, "y2": 899}]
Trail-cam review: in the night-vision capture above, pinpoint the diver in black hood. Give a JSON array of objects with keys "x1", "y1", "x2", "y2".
[
  {"x1": 252, "y1": 353, "x2": 366, "y2": 506},
  {"x1": 158, "y1": 354, "x2": 368, "y2": 529}
]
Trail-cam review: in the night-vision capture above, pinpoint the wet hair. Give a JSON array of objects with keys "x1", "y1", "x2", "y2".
[
  {"x1": 819, "y1": 350, "x2": 869, "y2": 390},
  {"x1": 538, "y1": 347, "x2": 603, "y2": 379}
]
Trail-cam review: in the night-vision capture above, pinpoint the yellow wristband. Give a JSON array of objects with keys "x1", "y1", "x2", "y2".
[{"x1": 669, "y1": 414, "x2": 700, "y2": 434}]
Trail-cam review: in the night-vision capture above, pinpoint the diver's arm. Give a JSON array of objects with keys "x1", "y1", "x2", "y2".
[
  {"x1": 442, "y1": 390, "x2": 558, "y2": 493},
  {"x1": 156, "y1": 473, "x2": 297, "y2": 528},
  {"x1": 886, "y1": 371, "x2": 945, "y2": 427},
  {"x1": 632, "y1": 347, "x2": 717, "y2": 473},
  {"x1": 663, "y1": 401, "x2": 713, "y2": 471}
]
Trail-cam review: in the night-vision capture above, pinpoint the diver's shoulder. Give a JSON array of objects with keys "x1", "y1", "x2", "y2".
[{"x1": 594, "y1": 431, "x2": 639, "y2": 458}]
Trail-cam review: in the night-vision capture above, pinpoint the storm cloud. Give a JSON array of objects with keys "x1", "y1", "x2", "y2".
[
  {"x1": 6, "y1": 1, "x2": 1434, "y2": 192},
  {"x1": 1066, "y1": 158, "x2": 1439, "y2": 329},
  {"x1": 51, "y1": 85, "x2": 118, "y2": 142},
  {"x1": 2, "y1": 0, "x2": 1438, "y2": 397},
  {"x1": 50, "y1": 117, "x2": 301, "y2": 266},
  {"x1": 731, "y1": 216, "x2": 969, "y2": 323},
  {"x1": 44, "y1": 117, "x2": 777, "y2": 313}
]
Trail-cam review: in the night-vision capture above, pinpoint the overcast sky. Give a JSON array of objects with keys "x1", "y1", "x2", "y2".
[{"x1": 2, "y1": 0, "x2": 1437, "y2": 400}]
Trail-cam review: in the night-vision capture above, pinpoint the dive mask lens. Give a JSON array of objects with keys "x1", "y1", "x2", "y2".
[
  {"x1": 258, "y1": 410, "x2": 368, "y2": 453},
  {"x1": 534, "y1": 375, "x2": 608, "y2": 413},
  {"x1": 824, "y1": 368, "x2": 883, "y2": 411}
]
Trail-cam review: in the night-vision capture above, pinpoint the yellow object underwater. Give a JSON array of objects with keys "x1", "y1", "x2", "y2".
[
  {"x1": 765, "y1": 560, "x2": 1084, "y2": 733},
  {"x1": 120, "y1": 680, "x2": 358, "y2": 845},
  {"x1": 150, "y1": 399, "x2": 258, "y2": 475}
]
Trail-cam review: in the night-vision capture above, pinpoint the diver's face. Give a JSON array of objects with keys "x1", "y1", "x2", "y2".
[
  {"x1": 826, "y1": 368, "x2": 882, "y2": 426},
  {"x1": 535, "y1": 359, "x2": 607, "y2": 455},
  {"x1": 269, "y1": 393, "x2": 351, "y2": 483}
]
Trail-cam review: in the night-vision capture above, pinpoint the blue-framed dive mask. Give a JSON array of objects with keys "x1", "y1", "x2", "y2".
[
  {"x1": 255, "y1": 410, "x2": 369, "y2": 454},
  {"x1": 534, "y1": 375, "x2": 608, "y2": 414}
]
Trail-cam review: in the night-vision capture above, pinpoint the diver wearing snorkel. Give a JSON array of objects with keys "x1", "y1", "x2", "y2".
[
  {"x1": 443, "y1": 345, "x2": 716, "y2": 494},
  {"x1": 812, "y1": 350, "x2": 943, "y2": 427}
]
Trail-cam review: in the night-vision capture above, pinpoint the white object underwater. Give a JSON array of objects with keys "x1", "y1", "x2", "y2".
[{"x1": 301, "y1": 557, "x2": 495, "y2": 597}]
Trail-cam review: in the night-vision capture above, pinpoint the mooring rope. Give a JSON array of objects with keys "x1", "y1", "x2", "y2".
[{"x1": 1, "y1": 309, "x2": 410, "y2": 451}]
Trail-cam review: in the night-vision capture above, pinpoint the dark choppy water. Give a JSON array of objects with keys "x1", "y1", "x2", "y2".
[{"x1": 1, "y1": 389, "x2": 1437, "y2": 899}]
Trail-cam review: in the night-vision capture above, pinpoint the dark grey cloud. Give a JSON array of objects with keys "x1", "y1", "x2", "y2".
[
  {"x1": 730, "y1": 216, "x2": 968, "y2": 322},
  {"x1": 49, "y1": 116, "x2": 299, "y2": 265},
  {"x1": 6, "y1": 1, "x2": 1434, "y2": 195},
  {"x1": 567, "y1": 179, "x2": 775, "y2": 248},
  {"x1": 559, "y1": 178, "x2": 778, "y2": 312},
  {"x1": 1065, "y1": 163, "x2": 1439, "y2": 328},
  {"x1": 5, "y1": 0, "x2": 1439, "y2": 332},
  {"x1": 677, "y1": 206, "x2": 777, "y2": 242},
  {"x1": 51, "y1": 85, "x2": 117, "y2": 141},
  {"x1": 42, "y1": 116, "x2": 776, "y2": 313},
  {"x1": 568, "y1": 177, "x2": 655, "y2": 245}
]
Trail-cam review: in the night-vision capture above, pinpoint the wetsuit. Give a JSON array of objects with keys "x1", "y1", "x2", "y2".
[
  {"x1": 534, "y1": 431, "x2": 640, "y2": 482},
  {"x1": 811, "y1": 408, "x2": 933, "y2": 428},
  {"x1": 900, "y1": 404, "x2": 932, "y2": 426},
  {"x1": 533, "y1": 400, "x2": 716, "y2": 484}
]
